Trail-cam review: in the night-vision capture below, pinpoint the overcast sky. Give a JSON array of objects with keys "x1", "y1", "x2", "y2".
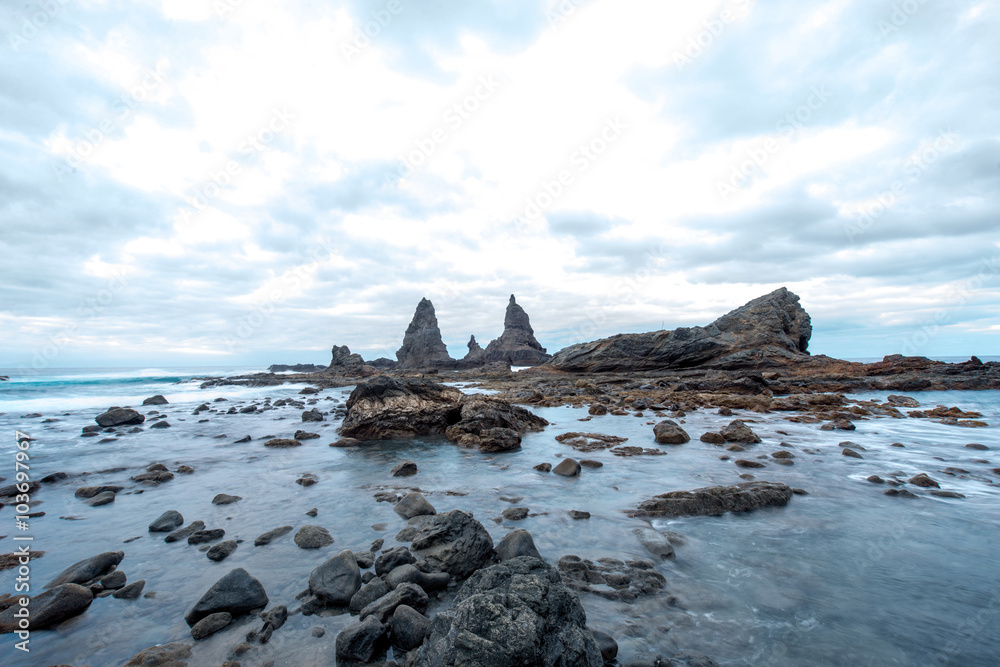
[{"x1": 1, "y1": 0, "x2": 998, "y2": 370}]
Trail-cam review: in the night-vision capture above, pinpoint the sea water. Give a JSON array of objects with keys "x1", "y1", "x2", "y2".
[{"x1": 0, "y1": 367, "x2": 998, "y2": 666}]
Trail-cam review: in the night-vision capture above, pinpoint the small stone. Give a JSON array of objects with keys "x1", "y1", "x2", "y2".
[
  {"x1": 295, "y1": 525, "x2": 334, "y2": 549},
  {"x1": 393, "y1": 492, "x2": 436, "y2": 519},
  {"x1": 188, "y1": 529, "x2": 226, "y2": 545},
  {"x1": 207, "y1": 541, "x2": 238, "y2": 562},
  {"x1": 86, "y1": 491, "x2": 116, "y2": 506},
  {"x1": 294, "y1": 430, "x2": 321, "y2": 440},
  {"x1": 191, "y1": 612, "x2": 232, "y2": 639},
  {"x1": 908, "y1": 473, "x2": 940, "y2": 488},
  {"x1": 866, "y1": 475, "x2": 884, "y2": 484},
  {"x1": 312, "y1": 626, "x2": 326, "y2": 638},
  {"x1": 734, "y1": 459, "x2": 765, "y2": 469},
  {"x1": 264, "y1": 438, "x2": 301, "y2": 448},
  {"x1": 842, "y1": 448, "x2": 864, "y2": 459},
  {"x1": 149, "y1": 510, "x2": 184, "y2": 532},
  {"x1": 534, "y1": 462, "x2": 552, "y2": 472},
  {"x1": 553, "y1": 458, "x2": 581, "y2": 477},
  {"x1": 213, "y1": 494, "x2": 242, "y2": 505},
  {"x1": 113, "y1": 580, "x2": 146, "y2": 599},
  {"x1": 700, "y1": 432, "x2": 725, "y2": 444},
  {"x1": 501, "y1": 507, "x2": 529, "y2": 521},
  {"x1": 579, "y1": 459, "x2": 603, "y2": 469},
  {"x1": 568, "y1": 510, "x2": 590, "y2": 520},
  {"x1": 391, "y1": 461, "x2": 418, "y2": 477}
]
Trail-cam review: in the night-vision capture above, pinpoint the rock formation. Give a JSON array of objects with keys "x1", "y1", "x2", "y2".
[
  {"x1": 628, "y1": 481, "x2": 794, "y2": 518},
  {"x1": 396, "y1": 298, "x2": 456, "y2": 370},
  {"x1": 326, "y1": 345, "x2": 378, "y2": 376},
  {"x1": 483, "y1": 295, "x2": 550, "y2": 366},
  {"x1": 463, "y1": 335, "x2": 486, "y2": 364},
  {"x1": 546, "y1": 287, "x2": 812, "y2": 373},
  {"x1": 268, "y1": 363, "x2": 325, "y2": 373}
]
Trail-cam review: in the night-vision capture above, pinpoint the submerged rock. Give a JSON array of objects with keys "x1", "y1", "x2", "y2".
[
  {"x1": 558, "y1": 555, "x2": 666, "y2": 600},
  {"x1": 185, "y1": 568, "x2": 268, "y2": 626},
  {"x1": 444, "y1": 394, "x2": 549, "y2": 452},
  {"x1": 720, "y1": 420, "x2": 762, "y2": 443},
  {"x1": 123, "y1": 643, "x2": 192, "y2": 666},
  {"x1": 630, "y1": 481, "x2": 794, "y2": 517},
  {"x1": 0, "y1": 583, "x2": 93, "y2": 633},
  {"x1": 95, "y1": 406, "x2": 145, "y2": 427},
  {"x1": 407, "y1": 557, "x2": 602, "y2": 667},
  {"x1": 45, "y1": 551, "x2": 124, "y2": 588}
]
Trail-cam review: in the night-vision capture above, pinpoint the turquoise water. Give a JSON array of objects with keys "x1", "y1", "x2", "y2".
[{"x1": 0, "y1": 369, "x2": 998, "y2": 665}]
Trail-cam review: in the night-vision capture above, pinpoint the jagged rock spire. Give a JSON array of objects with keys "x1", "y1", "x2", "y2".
[
  {"x1": 395, "y1": 298, "x2": 456, "y2": 370},
  {"x1": 483, "y1": 295, "x2": 550, "y2": 366}
]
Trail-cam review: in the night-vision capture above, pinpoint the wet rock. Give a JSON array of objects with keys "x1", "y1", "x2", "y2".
[
  {"x1": 631, "y1": 528, "x2": 675, "y2": 560},
  {"x1": 74, "y1": 485, "x2": 123, "y2": 499},
  {"x1": 885, "y1": 488, "x2": 919, "y2": 498},
  {"x1": 264, "y1": 438, "x2": 301, "y2": 448},
  {"x1": 312, "y1": 626, "x2": 325, "y2": 638},
  {"x1": 867, "y1": 475, "x2": 885, "y2": 484},
  {"x1": 592, "y1": 629, "x2": 618, "y2": 663},
  {"x1": 589, "y1": 404, "x2": 608, "y2": 416},
  {"x1": 87, "y1": 490, "x2": 116, "y2": 506},
  {"x1": 166, "y1": 521, "x2": 206, "y2": 543},
  {"x1": 142, "y1": 395, "x2": 169, "y2": 405},
  {"x1": 385, "y1": 564, "x2": 450, "y2": 592},
  {"x1": 213, "y1": 493, "x2": 242, "y2": 505},
  {"x1": 45, "y1": 551, "x2": 124, "y2": 588},
  {"x1": 101, "y1": 570, "x2": 127, "y2": 589},
  {"x1": 149, "y1": 511, "x2": 184, "y2": 533},
  {"x1": 772, "y1": 450, "x2": 794, "y2": 459},
  {"x1": 394, "y1": 492, "x2": 436, "y2": 519},
  {"x1": 534, "y1": 462, "x2": 552, "y2": 472},
  {"x1": 302, "y1": 408, "x2": 324, "y2": 422},
  {"x1": 822, "y1": 419, "x2": 856, "y2": 431},
  {"x1": 700, "y1": 432, "x2": 725, "y2": 444},
  {"x1": 375, "y1": 547, "x2": 417, "y2": 576},
  {"x1": 330, "y1": 437, "x2": 360, "y2": 447},
  {"x1": 569, "y1": 510, "x2": 591, "y2": 520},
  {"x1": 149, "y1": 421, "x2": 171, "y2": 429},
  {"x1": 185, "y1": 568, "x2": 269, "y2": 626},
  {"x1": 630, "y1": 481, "x2": 794, "y2": 517},
  {"x1": 842, "y1": 448, "x2": 864, "y2": 459},
  {"x1": 113, "y1": 580, "x2": 146, "y2": 599},
  {"x1": 404, "y1": 509, "x2": 495, "y2": 579},
  {"x1": 965, "y1": 443, "x2": 989, "y2": 450},
  {"x1": 360, "y1": 582, "x2": 429, "y2": 623},
  {"x1": 909, "y1": 473, "x2": 940, "y2": 488},
  {"x1": 555, "y1": 432, "x2": 628, "y2": 452},
  {"x1": 208, "y1": 540, "x2": 239, "y2": 562},
  {"x1": 341, "y1": 376, "x2": 463, "y2": 439},
  {"x1": 670, "y1": 649, "x2": 722, "y2": 666},
  {"x1": 721, "y1": 420, "x2": 761, "y2": 443},
  {"x1": 444, "y1": 394, "x2": 548, "y2": 452},
  {"x1": 653, "y1": 420, "x2": 690, "y2": 444},
  {"x1": 734, "y1": 459, "x2": 765, "y2": 469},
  {"x1": 392, "y1": 603, "x2": 430, "y2": 651},
  {"x1": 502, "y1": 507, "x2": 529, "y2": 521},
  {"x1": 133, "y1": 470, "x2": 174, "y2": 482},
  {"x1": 296, "y1": 476, "x2": 318, "y2": 487},
  {"x1": 496, "y1": 528, "x2": 542, "y2": 561},
  {"x1": 558, "y1": 555, "x2": 666, "y2": 600},
  {"x1": 0, "y1": 583, "x2": 93, "y2": 633},
  {"x1": 407, "y1": 557, "x2": 602, "y2": 666},
  {"x1": 295, "y1": 525, "x2": 334, "y2": 549},
  {"x1": 294, "y1": 430, "x2": 320, "y2": 440},
  {"x1": 350, "y1": 577, "x2": 391, "y2": 613},
  {"x1": 335, "y1": 615, "x2": 389, "y2": 664},
  {"x1": 580, "y1": 459, "x2": 603, "y2": 469},
  {"x1": 887, "y1": 395, "x2": 919, "y2": 407},
  {"x1": 235, "y1": 435, "x2": 252, "y2": 443},
  {"x1": 189, "y1": 529, "x2": 225, "y2": 545},
  {"x1": 553, "y1": 458, "x2": 582, "y2": 477},
  {"x1": 191, "y1": 611, "x2": 232, "y2": 639},
  {"x1": 123, "y1": 642, "x2": 192, "y2": 666},
  {"x1": 255, "y1": 526, "x2": 293, "y2": 546},
  {"x1": 391, "y1": 461, "x2": 418, "y2": 477},
  {"x1": 96, "y1": 407, "x2": 145, "y2": 427}
]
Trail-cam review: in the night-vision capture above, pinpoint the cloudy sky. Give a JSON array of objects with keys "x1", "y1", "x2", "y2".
[{"x1": 1, "y1": 0, "x2": 998, "y2": 369}]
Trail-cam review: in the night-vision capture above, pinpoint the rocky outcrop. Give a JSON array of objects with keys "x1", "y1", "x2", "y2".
[
  {"x1": 400, "y1": 510, "x2": 495, "y2": 580},
  {"x1": 368, "y1": 357, "x2": 398, "y2": 370},
  {"x1": 463, "y1": 335, "x2": 486, "y2": 364},
  {"x1": 268, "y1": 363, "x2": 325, "y2": 372},
  {"x1": 546, "y1": 287, "x2": 812, "y2": 373},
  {"x1": 629, "y1": 481, "x2": 794, "y2": 518},
  {"x1": 339, "y1": 377, "x2": 547, "y2": 448},
  {"x1": 326, "y1": 345, "x2": 378, "y2": 376},
  {"x1": 483, "y1": 295, "x2": 551, "y2": 366},
  {"x1": 406, "y1": 556, "x2": 603, "y2": 667},
  {"x1": 95, "y1": 407, "x2": 145, "y2": 427},
  {"x1": 396, "y1": 298, "x2": 456, "y2": 370},
  {"x1": 339, "y1": 377, "x2": 464, "y2": 440}
]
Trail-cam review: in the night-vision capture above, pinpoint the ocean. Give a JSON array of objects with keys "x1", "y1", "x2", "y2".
[{"x1": 1, "y1": 366, "x2": 998, "y2": 665}]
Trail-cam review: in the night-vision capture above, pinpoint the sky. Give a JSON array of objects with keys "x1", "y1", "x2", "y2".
[{"x1": 1, "y1": 0, "x2": 998, "y2": 370}]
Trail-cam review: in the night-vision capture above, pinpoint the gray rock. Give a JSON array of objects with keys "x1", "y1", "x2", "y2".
[
  {"x1": 720, "y1": 420, "x2": 761, "y2": 444},
  {"x1": 404, "y1": 510, "x2": 495, "y2": 580},
  {"x1": 406, "y1": 557, "x2": 602, "y2": 667},
  {"x1": 184, "y1": 568, "x2": 268, "y2": 626},
  {"x1": 113, "y1": 580, "x2": 146, "y2": 599},
  {"x1": 188, "y1": 529, "x2": 225, "y2": 545},
  {"x1": 122, "y1": 643, "x2": 192, "y2": 666},
  {"x1": 95, "y1": 406, "x2": 145, "y2": 427},
  {"x1": 0, "y1": 583, "x2": 93, "y2": 633},
  {"x1": 149, "y1": 510, "x2": 184, "y2": 532},
  {"x1": 502, "y1": 507, "x2": 529, "y2": 521},
  {"x1": 558, "y1": 555, "x2": 666, "y2": 601},
  {"x1": 100, "y1": 570, "x2": 127, "y2": 590},
  {"x1": 302, "y1": 408, "x2": 324, "y2": 422},
  {"x1": 360, "y1": 582, "x2": 429, "y2": 623},
  {"x1": 294, "y1": 525, "x2": 333, "y2": 549},
  {"x1": 74, "y1": 485, "x2": 123, "y2": 499},
  {"x1": 212, "y1": 493, "x2": 242, "y2": 505},
  {"x1": 308, "y1": 550, "x2": 361, "y2": 607},
  {"x1": 191, "y1": 611, "x2": 232, "y2": 639},
  {"x1": 264, "y1": 438, "x2": 301, "y2": 448},
  {"x1": 391, "y1": 461, "x2": 418, "y2": 477},
  {"x1": 384, "y1": 564, "x2": 450, "y2": 592},
  {"x1": 391, "y1": 603, "x2": 430, "y2": 651},
  {"x1": 255, "y1": 525, "x2": 293, "y2": 546},
  {"x1": 653, "y1": 420, "x2": 690, "y2": 444},
  {"x1": 165, "y1": 521, "x2": 206, "y2": 543},
  {"x1": 335, "y1": 615, "x2": 389, "y2": 664},
  {"x1": 632, "y1": 528, "x2": 675, "y2": 560},
  {"x1": 394, "y1": 492, "x2": 436, "y2": 519},
  {"x1": 481, "y1": 295, "x2": 551, "y2": 366},
  {"x1": 142, "y1": 394, "x2": 169, "y2": 405},
  {"x1": 395, "y1": 297, "x2": 457, "y2": 370},
  {"x1": 86, "y1": 490, "x2": 116, "y2": 506},
  {"x1": 553, "y1": 458, "x2": 582, "y2": 477},
  {"x1": 207, "y1": 540, "x2": 238, "y2": 562},
  {"x1": 350, "y1": 577, "x2": 391, "y2": 613},
  {"x1": 496, "y1": 528, "x2": 542, "y2": 561},
  {"x1": 374, "y1": 546, "x2": 417, "y2": 576},
  {"x1": 670, "y1": 649, "x2": 721, "y2": 666},
  {"x1": 591, "y1": 629, "x2": 618, "y2": 663},
  {"x1": 630, "y1": 481, "x2": 793, "y2": 518},
  {"x1": 45, "y1": 551, "x2": 124, "y2": 588}
]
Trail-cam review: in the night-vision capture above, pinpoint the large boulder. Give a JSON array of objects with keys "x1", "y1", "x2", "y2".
[
  {"x1": 653, "y1": 420, "x2": 690, "y2": 445},
  {"x1": 444, "y1": 394, "x2": 549, "y2": 452},
  {"x1": 95, "y1": 406, "x2": 145, "y2": 427},
  {"x1": 149, "y1": 510, "x2": 184, "y2": 532},
  {"x1": 406, "y1": 556, "x2": 603, "y2": 667},
  {"x1": 184, "y1": 568, "x2": 268, "y2": 626},
  {"x1": 0, "y1": 583, "x2": 93, "y2": 633},
  {"x1": 327, "y1": 344, "x2": 378, "y2": 376},
  {"x1": 44, "y1": 551, "x2": 124, "y2": 588},
  {"x1": 482, "y1": 295, "x2": 551, "y2": 366},
  {"x1": 336, "y1": 615, "x2": 390, "y2": 664},
  {"x1": 339, "y1": 376, "x2": 463, "y2": 440},
  {"x1": 402, "y1": 510, "x2": 495, "y2": 579},
  {"x1": 308, "y1": 550, "x2": 361, "y2": 607},
  {"x1": 396, "y1": 297, "x2": 457, "y2": 370},
  {"x1": 463, "y1": 334, "x2": 487, "y2": 364},
  {"x1": 629, "y1": 481, "x2": 794, "y2": 518},
  {"x1": 545, "y1": 287, "x2": 811, "y2": 372},
  {"x1": 360, "y1": 582, "x2": 429, "y2": 623}
]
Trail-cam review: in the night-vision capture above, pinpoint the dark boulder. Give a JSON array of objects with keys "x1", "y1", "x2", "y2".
[
  {"x1": 392, "y1": 603, "x2": 431, "y2": 651},
  {"x1": 0, "y1": 584, "x2": 93, "y2": 633},
  {"x1": 308, "y1": 550, "x2": 361, "y2": 607},
  {"x1": 630, "y1": 481, "x2": 794, "y2": 517},
  {"x1": 95, "y1": 406, "x2": 145, "y2": 427},
  {"x1": 45, "y1": 551, "x2": 124, "y2": 588},
  {"x1": 184, "y1": 568, "x2": 268, "y2": 626},
  {"x1": 402, "y1": 510, "x2": 495, "y2": 580},
  {"x1": 340, "y1": 376, "x2": 463, "y2": 440},
  {"x1": 336, "y1": 615, "x2": 389, "y2": 664},
  {"x1": 482, "y1": 295, "x2": 551, "y2": 366},
  {"x1": 360, "y1": 582, "x2": 430, "y2": 623},
  {"x1": 142, "y1": 395, "x2": 169, "y2": 405},
  {"x1": 396, "y1": 297, "x2": 457, "y2": 370},
  {"x1": 496, "y1": 528, "x2": 542, "y2": 561},
  {"x1": 653, "y1": 420, "x2": 690, "y2": 444}
]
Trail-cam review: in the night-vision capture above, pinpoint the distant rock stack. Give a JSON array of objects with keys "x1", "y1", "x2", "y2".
[
  {"x1": 483, "y1": 295, "x2": 550, "y2": 366},
  {"x1": 396, "y1": 298, "x2": 456, "y2": 370},
  {"x1": 463, "y1": 335, "x2": 486, "y2": 364},
  {"x1": 327, "y1": 345, "x2": 378, "y2": 376}
]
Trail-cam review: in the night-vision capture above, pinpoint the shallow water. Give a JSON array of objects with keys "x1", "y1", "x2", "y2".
[{"x1": 1, "y1": 371, "x2": 999, "y2": 666}]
